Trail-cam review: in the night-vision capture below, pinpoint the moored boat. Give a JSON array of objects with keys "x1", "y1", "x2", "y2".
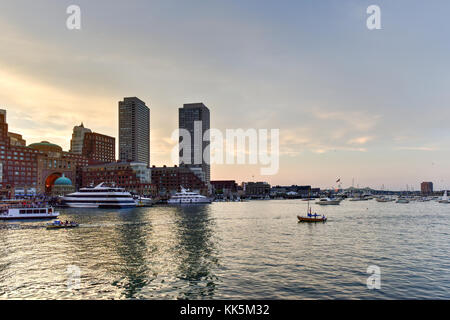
[
  {"x1": 61, "y1": 183, "x2": 136, "y2": 208},
  {"x1": 315, "y1": 198, "x2": 341, "y2": 205},
  {"x1": 167, "y1": 187, "x2": 211, "y2": 205},
  {"x1": 0, "y1": 200, "x2": 59, "y2": 220}
]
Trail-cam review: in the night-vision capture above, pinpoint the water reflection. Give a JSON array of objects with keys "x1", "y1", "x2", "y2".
[
  {"x1": 112, "y1": 209, "x2": 150, "y2": 298},
  {"x1": 172, "y1": 205, "x2": 219, "y2": 299}
]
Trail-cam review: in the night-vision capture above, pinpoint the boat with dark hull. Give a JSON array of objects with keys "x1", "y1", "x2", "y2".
[{"x1": 297, "y1": 215, "x2": 327, "y2": 223}]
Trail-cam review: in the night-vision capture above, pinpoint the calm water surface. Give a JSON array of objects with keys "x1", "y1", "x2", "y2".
[{"x1": 0, "y1": 200, "x2": 449, "y2": 299}]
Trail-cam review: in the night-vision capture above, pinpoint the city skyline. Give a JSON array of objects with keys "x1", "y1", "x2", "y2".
[{"x1": 1, "y1": 0, "x2": 449, "y2": 189}]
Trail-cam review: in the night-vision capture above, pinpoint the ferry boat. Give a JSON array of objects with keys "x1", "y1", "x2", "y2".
[
  {"x1": 61, "y1": 183, "x2": 136, "y2": 208},
  {"x1": 0, "y1": 200, "x2": 59, "y2": 220},
  {"x1": 167, "y1": 187, "x2": 211, "y2": 205}
]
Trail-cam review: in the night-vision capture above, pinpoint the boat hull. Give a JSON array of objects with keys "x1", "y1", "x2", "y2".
[
  {"x1": 0, "y1": 214, "x2": 59, "y2": 220},
  {"x1": 315, "y1": 201, "x2": 340, "y2": 205},
  {"x1": 297, "y1": 215, "x2": 327, "y2": 223},
  {"x1": 63, "y1": 203, "x2": 136, "y2": 209},
  {"x1": 47, "y1": 224, "x2": 79, "y2": 229},
  {"x1": 167, "y1": 200, "x2": 212, "y2": 205}
]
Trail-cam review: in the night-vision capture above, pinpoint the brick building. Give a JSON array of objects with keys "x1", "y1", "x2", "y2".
[
  {"x1": 211, "y1": 180, "x2": 238, "y2": 194},
  {"x1": 243, "y1": 182, "x2": 271, "y2": 197},
  {"x1": 0, "y1": 110, "x2": 41, "y2": 197},
  {"x1": 151, "y1": 165, "x2": 208, "y2": 196},
  {"x1": 82, "y1": 132, "x2": 115, "y2": 164},
  {"x1": 81, "y1": 161, "x2": 152, "y2": 196},
  {"x1": 421, "y1": 182, "x2": 433, "y2": 195}
]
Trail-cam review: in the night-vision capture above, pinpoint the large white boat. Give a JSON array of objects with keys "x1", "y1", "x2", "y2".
[
  {"x1": 0, "y1": 201, "x2": 59, "y2": 220},
  {"x1": 61, "y1": 183, "x2": 136, "y2": 208},
  {"x1": 315, "y1": 198, "x2": 341, "y2": 205},
  {"x1": 167, "y1": 187, "x2": 211, "y2": 205}
]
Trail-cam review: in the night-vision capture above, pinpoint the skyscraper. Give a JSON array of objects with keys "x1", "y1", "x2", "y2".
[
  {"x1": 118, "y1": 97, "x2": 150, "y2": 166},
  {"x1": 179, "y1": 103, "x2": 210, "y2": 185}
]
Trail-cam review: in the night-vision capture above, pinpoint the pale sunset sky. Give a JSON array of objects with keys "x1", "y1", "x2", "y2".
[{"x1": 0, "y1": 0, "x2": 449, "y2": 190}]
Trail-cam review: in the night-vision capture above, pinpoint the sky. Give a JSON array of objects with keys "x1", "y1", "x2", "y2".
[{"x1": 0, "y1": 0, "x2": 449, "y2": 190}]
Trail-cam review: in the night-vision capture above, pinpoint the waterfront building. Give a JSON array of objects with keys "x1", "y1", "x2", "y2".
[
  {"x1": 0, "y1": 110, "x2": 40, "y2": 198},
  {"x1": 178, "y1": 103, "x2": 210, "y2": 185},
  {"x1": 81, "y1": 161, "x2": 152, "y2": 196},
  {"x1": 151, "y1": 164, "x2": 208, "y2": 197},
  {"x1": 69, "y1": 123, "x2": 92, "y2": 154},
  {"x1": 211, "y1": 180, "x2": 238, "y2": 196},
  {"x1": 421, "y1": 182, "x2": 433, "y2": 195},
  {"x1": 30, "y1": 141, "x2": 89, "y2": 194},
  {"x1": 82, "y1": 132, "x2": 115, "y2": 164},
  {"x1": 118, "y1": 97, "x2": 150, "y2": 166},
  {"x1": 243, "y1": 182, "x2": 271, "y2": 197}
]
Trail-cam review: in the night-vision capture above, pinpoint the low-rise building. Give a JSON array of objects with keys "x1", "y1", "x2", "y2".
[{"x1": 243, "y1": 182, "x2": 271, "y2": 197}]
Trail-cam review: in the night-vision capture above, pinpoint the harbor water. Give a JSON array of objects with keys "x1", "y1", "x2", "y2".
[{"x1": 0, "y1": 200, "x2": 449, "y2": 299}]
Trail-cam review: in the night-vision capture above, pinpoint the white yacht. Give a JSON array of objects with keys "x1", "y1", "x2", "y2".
[
  {"x1": 438, "y1": 191, "x2": 449, "y2": 204},
  {"x1": 315, "y1": 198, "x2": 341, "y2": 205},
  {"x1": 61, "y1": 183, "x2": 136, "y2": 208},
  {"x1": 134, "y1": 196, "x2": 153, "y2": 207},
  {"x1": 0, "y1": 201, "x2": 59, "y2": 220},
  {"x1": 167, "y1": 187, "x2": 211, "y2": 205}
]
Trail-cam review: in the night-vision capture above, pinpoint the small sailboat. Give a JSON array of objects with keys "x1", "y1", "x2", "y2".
[
  {"x1": 438, "y1": 190, "x2": 449, "y2": 203},
  {"x1": 297, "y1": 199, "x2": 327, "y2": 223}
]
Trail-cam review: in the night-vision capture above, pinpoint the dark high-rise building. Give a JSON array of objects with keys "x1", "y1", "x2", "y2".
[
  {"x1": 118, "y1": 97, "x2": 150, "y2": 166},
  {"x1": 421, "y1": 182, "x2": 433, "y2": 195},
  {"x1": 178, "y1": 103, "x2": 210, "y2": 185}
]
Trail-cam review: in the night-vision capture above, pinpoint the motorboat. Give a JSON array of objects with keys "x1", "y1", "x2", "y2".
[
  {"x1": 61, "y1": 183, "x2": 136, "y2": 208},
  {"x1": 376, "y1": 196, "x2": 395, "y2": 202},
  {"x1": 315, "y1": 198, "x2": 341, "y2": 205},
  {"x1": 134, "y1": 196, "x2": 153, "y2": 207},
  {"x1": 46, "y1": 220, "x2": 79, "y2": 229},
  {"x1": 396, "y1": 198, "x2": 410, "y2": 204}
]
